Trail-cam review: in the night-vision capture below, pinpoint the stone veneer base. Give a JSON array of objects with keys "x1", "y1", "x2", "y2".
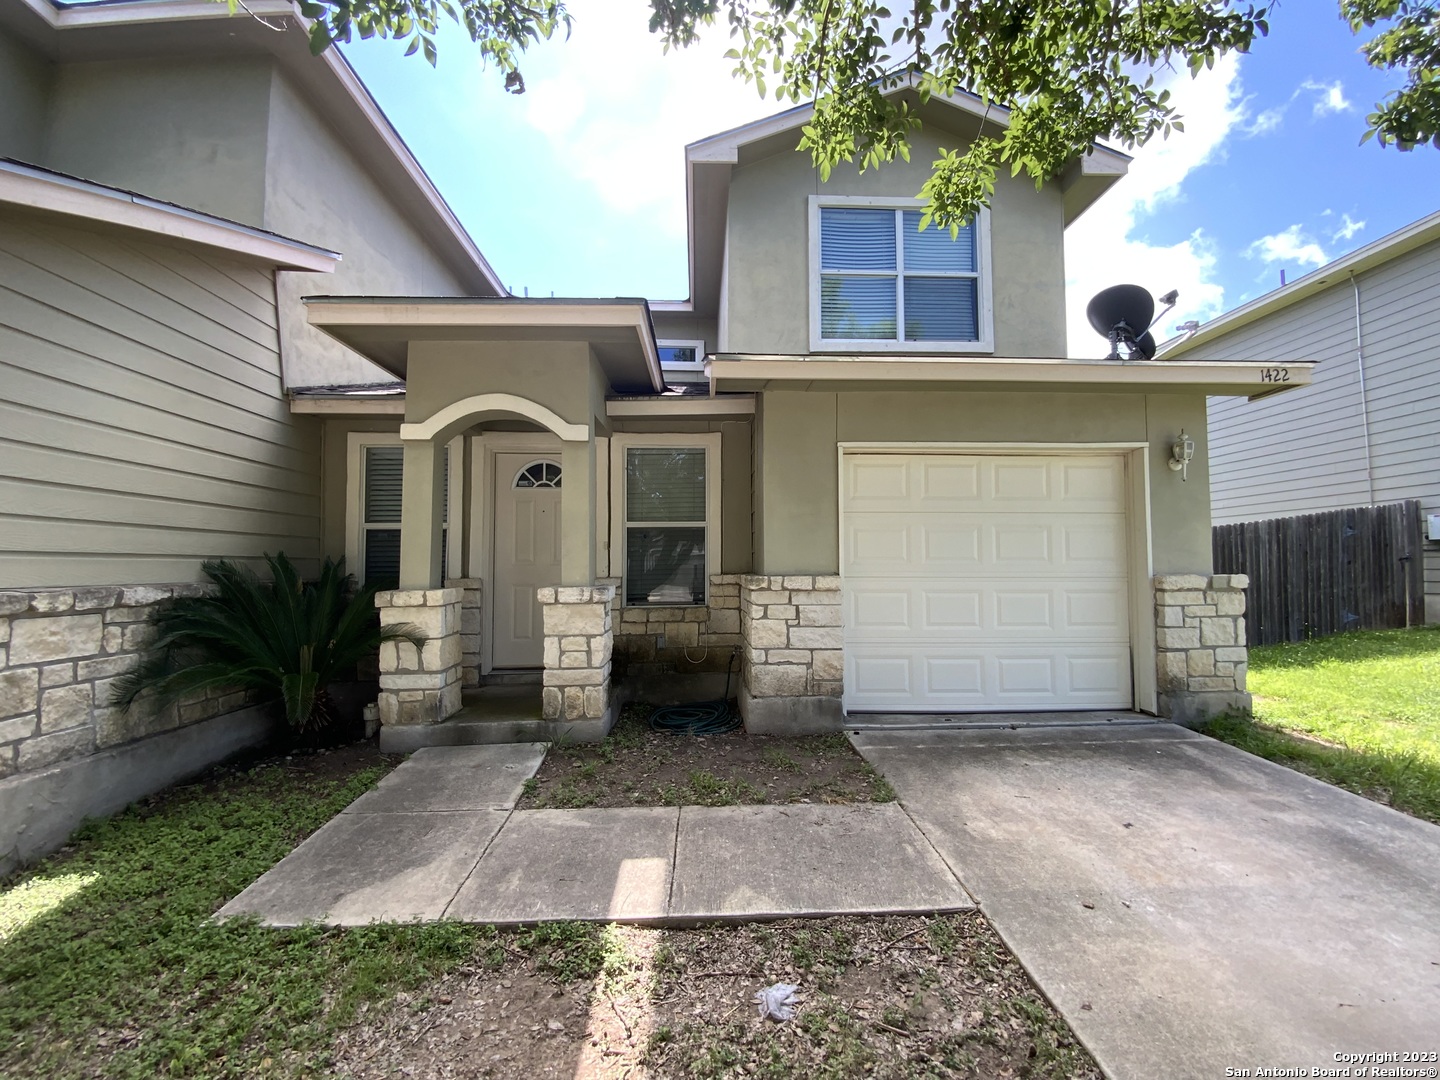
[
  {"x1": 739, "y1": 689, "x2": 844, "y2": 736},
  {"x1": 0, "y1": 703, "x2": 276, "y2": 875}
]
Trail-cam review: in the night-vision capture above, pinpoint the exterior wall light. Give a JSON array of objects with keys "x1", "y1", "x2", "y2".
[{"x1": 1169, "y1": 430, "x2": 1196, "y2": 481}]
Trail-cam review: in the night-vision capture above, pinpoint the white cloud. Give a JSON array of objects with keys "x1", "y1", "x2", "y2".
[
  {"x1": 1064, "y1": 53, "x2": 1245, "y2": 357},
  {"x1": 1246, "y1": 224, "x2": 1328, "y2": 268},
  {"x1": 516, "y1": 0, "x2": 773, "y2": 232},
  {"x1": 1331, "y1": 213, "x2": 1366, "y2": 242},
  {"x1": 1302, "y1": 79, "x2": 1352, "y2": 116},
  {"x1": 1243, "y1": 104, "x2": 1287, "y2": 137}
]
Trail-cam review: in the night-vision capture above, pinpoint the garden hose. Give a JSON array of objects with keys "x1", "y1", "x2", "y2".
[{"x1": 647, "y1": 647, "x2": 742, "y2": 735}]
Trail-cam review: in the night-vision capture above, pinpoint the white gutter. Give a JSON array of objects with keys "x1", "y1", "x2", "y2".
[{"x1": 0, "y1": 160, "x2": 340, "y2": 271}]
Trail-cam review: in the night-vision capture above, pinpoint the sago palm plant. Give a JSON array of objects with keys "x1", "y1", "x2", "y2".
[{"x1": 111, "y1": 553, "x2": 423, "y2": 733}]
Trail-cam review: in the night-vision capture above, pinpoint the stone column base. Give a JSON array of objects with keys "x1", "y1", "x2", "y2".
[
  {"x1": 739, "y1": 574, "x2": 844, "y2": 734},
  {"x1": 1155, "y1": 573, "x2": 1251, "y2": 727},
  {"x1": 375, "y1": 588, "x2": 463, "y2": 725},
  {"x1": 538, "y1": 585, "x2": 616, "y2": 727},
  {"x1": 444, "y1": 577, "x2": 483, "y2": 687}
]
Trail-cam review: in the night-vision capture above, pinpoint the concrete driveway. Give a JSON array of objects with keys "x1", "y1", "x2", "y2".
[{"x1": 852, "y1": 724, "x2": 1440, "y2": 1080}]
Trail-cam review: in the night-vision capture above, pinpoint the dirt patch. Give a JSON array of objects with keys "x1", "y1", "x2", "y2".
[
  {"x1": 332, "y1": 913, "x2": 1097, "y2": 1079},
  {"x1": 518, "y1": 706, "x2": 894, "y2": 809}
]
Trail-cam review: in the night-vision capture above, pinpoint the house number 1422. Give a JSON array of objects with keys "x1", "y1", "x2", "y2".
[{"x1": 1259, "y1": 367, "x2": 1290, "y2": 383}]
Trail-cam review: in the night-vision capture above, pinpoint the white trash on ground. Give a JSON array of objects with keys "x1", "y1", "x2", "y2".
[{"x1": 753, "y1": 982, "x2": 800, "y2": 1021}]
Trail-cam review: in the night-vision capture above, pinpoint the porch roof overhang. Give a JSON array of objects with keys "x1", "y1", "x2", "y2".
[
  {"x1": 303, "y1": 297, "x2": 665, "y2": 393},
  {"x1": 706, "y1": 354, "x2": 1317, "y2": 401}
]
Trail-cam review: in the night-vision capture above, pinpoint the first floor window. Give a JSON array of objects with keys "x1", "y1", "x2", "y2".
[
  {"x1": 361, "y1": 445, "x2": 404, "y2": 587},
  {"x1": 614, "y1": 437, "x2": 718, "y2": 606},
  {"x1": 354, "y1": 439, "x2": 454, "y2": 589}
]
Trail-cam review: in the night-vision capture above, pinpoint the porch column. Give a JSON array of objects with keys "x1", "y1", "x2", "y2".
[
  {"x1": 559, "y1": 438, "x2": 596, "y2": 585},
  {"x1": 398, "y1": 438, "x2": 446, "y2": 589}
]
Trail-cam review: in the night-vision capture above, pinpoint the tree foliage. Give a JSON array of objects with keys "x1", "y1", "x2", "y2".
[
  {"x1": 287, "y1": 0, "x2": 1436, "y2": 226},
  {"x1": 1341, "y1": 0, "x2": 1440, "y2": 149}
]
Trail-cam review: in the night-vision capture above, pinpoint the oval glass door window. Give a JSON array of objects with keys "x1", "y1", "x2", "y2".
[{"x1": 514, "y1": 461, "x2": 562, "y2": 488}]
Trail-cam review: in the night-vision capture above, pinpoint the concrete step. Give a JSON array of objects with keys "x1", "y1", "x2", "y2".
[
  {"x1": 379, "y1": 683, "x2": 615, "y2": 752},
  {"x1": 844, "y1": 710, "x2": 1160, "y2": 732},
  {"x1": 479, "y1": 670, "x2": 544, "y2": 686}
]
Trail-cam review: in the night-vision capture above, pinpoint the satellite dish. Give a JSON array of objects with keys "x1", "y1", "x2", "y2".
[
  {"x1": 1087, "y1": 284, "x2": 1157, "y2": 360},
  {"x1": 1136, "y1": 331, "x2": 1157, "y2": 361}
]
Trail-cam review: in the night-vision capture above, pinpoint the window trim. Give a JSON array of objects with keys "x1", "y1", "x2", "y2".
[
  {"x1": 657, "y1": 338, "x2": 707, "y2": 371},
  {"x1": 609, "y1": 432, "x2": 722, "y2": 608},
  {"x1": 345, "y1": 431, "x2": 463, "y2": 586},
  {"x1": 807, "y1": 194, "x2": 995, "y2": 355}
]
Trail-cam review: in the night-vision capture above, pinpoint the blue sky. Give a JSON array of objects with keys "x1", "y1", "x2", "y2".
[{"x1": 342, "y1": 1, "x2": 1438, "y2": 356}]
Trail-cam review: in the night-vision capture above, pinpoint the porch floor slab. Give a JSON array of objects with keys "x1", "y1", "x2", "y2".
[{"x1": 378, "y1": 685, "x2": 614, "y2": 752}]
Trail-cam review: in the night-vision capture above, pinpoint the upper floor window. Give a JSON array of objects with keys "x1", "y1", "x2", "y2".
[
  {"x1": 809, "y1": 197, "x2": 993, "y2": 353},
  {"x1": 658, "y1": 340, "x2": 706, "y2": 370}
]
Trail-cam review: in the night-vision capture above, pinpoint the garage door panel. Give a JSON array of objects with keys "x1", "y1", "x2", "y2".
[
  {"x1": 842, "y1": 451, "x2": 1133, "y2": 711},
  {"x1": 846, "y1": 579, "x2": 1127, "y2": 641},
  {"x1": 844, "y1": 645, "x2": 1133, "y2": 711},
  {"x1": 844, "y1": 514, "x2": 1126, "y2": 576}
]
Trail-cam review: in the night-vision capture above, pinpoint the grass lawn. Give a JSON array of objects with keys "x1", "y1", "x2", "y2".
[
  {"x1": 1202, "y1": 624, "x2": 1440, "y2": 824},
  {"x1": 0, "y1": 742, "x2": 1092, "y2": 1079}
]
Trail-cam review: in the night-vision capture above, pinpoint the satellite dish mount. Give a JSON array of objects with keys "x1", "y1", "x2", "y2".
[{"x1": 1085, "y1": 285, "x2": 1179, "y2": 361}]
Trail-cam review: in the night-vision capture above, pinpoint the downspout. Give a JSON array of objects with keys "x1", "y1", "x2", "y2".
[{"x1": 1349, "y1": 271, "x2": 1376, "y2": 504}]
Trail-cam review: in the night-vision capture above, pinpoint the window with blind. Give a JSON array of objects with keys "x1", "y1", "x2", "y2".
[
  {"x1": 360, "y1": 445, "x2": 449, "y2": 589},
  {"x1": 620, "y1": 445, "x2": 710, "y2": 606},
  {"x1": 812, "y1": 200, "x2": 990, "y2": 351}
]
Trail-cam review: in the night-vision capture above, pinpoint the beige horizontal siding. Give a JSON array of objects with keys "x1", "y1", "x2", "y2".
[{"x1": 0, "y1": 209, "x2": 320, "y2": 588}]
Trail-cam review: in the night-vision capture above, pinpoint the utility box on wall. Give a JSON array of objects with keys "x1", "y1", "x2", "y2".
[{"x1": 1428, "y1": 514, "x2": 1440, "y2": 541}]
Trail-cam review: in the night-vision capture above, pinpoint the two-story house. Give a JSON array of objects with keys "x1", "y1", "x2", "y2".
[
  {"x1": 300, "y1": 95, "x2": 1312, "y2": 745},
  {"x1": 0, "y1": 0, "x2": 1316, "y2": 870}
]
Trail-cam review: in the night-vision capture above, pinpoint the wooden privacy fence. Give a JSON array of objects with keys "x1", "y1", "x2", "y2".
[{"x1": 1212, "y1": 500, "x2": 1425, "y2": 646}]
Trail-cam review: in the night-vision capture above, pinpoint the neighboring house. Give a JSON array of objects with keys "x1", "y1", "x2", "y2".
[
  {"x1": 1160, "y1": 211, "x2": 1440, "y2": 624},
  {"x1": 0, "y1": 0, "x2": 500, "y2": 869},
  {"x1": 0, "y1": 0, "x2": 1314, "y2": 870}
]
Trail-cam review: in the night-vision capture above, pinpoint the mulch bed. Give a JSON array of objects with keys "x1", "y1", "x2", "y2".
[
  {"x1": 331, "y1": 914, "x2": 1099, "y2": 1079},
  {"x1": 517, "y1": 705, "x2": 895, "y2": 809}
]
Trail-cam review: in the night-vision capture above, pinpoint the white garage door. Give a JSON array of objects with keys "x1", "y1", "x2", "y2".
[{"x1": 842, "y1": 453, "x2": 1132, "y2": 712}]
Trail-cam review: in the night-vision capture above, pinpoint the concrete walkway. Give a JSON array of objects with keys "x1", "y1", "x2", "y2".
[
  {"x1": 219, "y1": 744, "x2": 971, "y2": 926},
  {"x1": 852, "y1": 724, "x2": 1440, "y2": 1080}
]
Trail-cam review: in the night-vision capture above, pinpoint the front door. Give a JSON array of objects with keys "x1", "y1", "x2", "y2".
[{"x1": 492, "y1": 455, "x2": 563, "y2": 668}]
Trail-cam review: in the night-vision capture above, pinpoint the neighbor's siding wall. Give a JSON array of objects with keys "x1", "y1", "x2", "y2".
[
  {"x1": 1195, "y1": 237, "x2": 1440, "y2": 618},
  {"x1": 0, "y1": 209, "x2": 321, "y2": 588},
  {"x1": 0, "y1": 26, "x2": 52, "y2": 162},
  {"x1": 261, "y1": 72, "x2": 473, "y2": 388}
]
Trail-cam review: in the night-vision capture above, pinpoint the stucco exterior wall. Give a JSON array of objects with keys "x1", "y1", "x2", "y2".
[
  {"x1": 651, "y1": 312, "x2": 719, "y2": 354},
  {"x1": 0, "y1": 27, "x2": 52, "y2": 162},
  {"x1": 41, "y1": 56, "x2": 273, "y2": 227},
  {"x1": 0, "y1": 208, "x2": 322, "y2": 589},
  {"x1": 753, "y1": 390, "x2": 1212, "y2": 575},
  {"x1": 403, "y1": 341, "x2": 607, "y2": 431},
  {"x1": 722, "y1": 126, "x2": 1069, "y2": 358},
  {"x1": 262, "y1": 73, "x2": 472, "y2": 389}
]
